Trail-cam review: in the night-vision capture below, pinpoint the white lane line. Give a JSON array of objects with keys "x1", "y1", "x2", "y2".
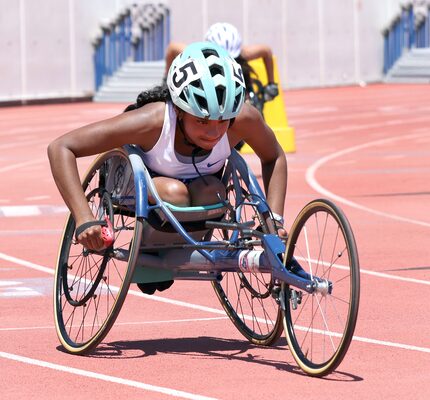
[
  {"x1": 351, "y1": 335, "x2": 430, "y2": 353},
  {"x1": 0, "y1": 287, "x2": 41, "y2": 297},
  {"x1": 2, "y1": 316, "x2": 429, "y2": 355},
  {"x1": 294, "y1": 255, "x2": 430, "y2": 286},
  {"x1": 289, "y1": 111, "x2": 429, "y2": 131},
  {"x1": 357, "y1": 268, "x2": 430, "y2": 285},
  {"x1": 0, "y1": 122, "x2": 81, "y2": 137},
  {"x1": 0, "y1": 205, "x2": 68, "y2": 217},
  {"x1": 25, "y1": 195, "x2": 51, "y2": 201},
  {"x1": 296, "y1": 256, "x2": 430, "y2": 285},
  {"x1": 0, "y1": 158, "x2": 46, "y2": 173},
  {"x1": 0, "y1": 252, "x2": 55, "y2": 275},
  {"x1": 306, "y1": 131, "x2": 430, "y2": 228},
  {"x1": 0, "y1": 280, "x2": 20, "y2": 287},
  {"x1": 0, "y1": 317, "x2": 229, "y2": 332},
  {"x1": 0, "y1": 252, "x2": 227, "y2": 316},
  {"x1": 1, "y1": 252, "x2": 430, "y2": 354},
  {"x1": 0, "y1": 229, "x2": 62, "y2": 236},
  {"x1": 0, "y1": 139, "x2": 43, "y2": 150},
  {"x1": 0, "y1": 351, "x2": 218, "y2": 400},
  {"x1": 292, "y1": 325, "x2": 430, "y2": 353},
  {"x1": 1, "y1": 248, "x2": 429, "y2": 303},
  {"x1": 127, "y1": 287, "x2": 227, "y2": 315},
  {"x1": 300, "y1": 114, "x2": 430, "y2": 139},
  {"x1": 2, "y1": 250, "x2": 430, "y2": 292},
  {"x1": 0, "y1": 205, "x2": 41, "y2": 217}
]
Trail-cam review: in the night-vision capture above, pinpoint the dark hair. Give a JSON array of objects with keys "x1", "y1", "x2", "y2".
[
  {"x1": 123, "y1": 79, "x2": 235, "y2": 128},
  {"x1": 124, "y1": 84, "x2": 171, "y2": 112},
  {"x1": 234, "y1": 55, "x2": 256, "y2": 93}
]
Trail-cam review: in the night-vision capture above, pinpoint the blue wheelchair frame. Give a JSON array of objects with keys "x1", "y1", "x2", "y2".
[{"x1": 122, "y1": 144, "x2": 318, "y2": 294}]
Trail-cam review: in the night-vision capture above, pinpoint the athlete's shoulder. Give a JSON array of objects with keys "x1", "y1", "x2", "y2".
[
  {"x1": 235, "y1": 102, "x2": 264, "y2": 125},
  {"x1": 124, "y1": 101, "x2": 166, "y2": 130}
]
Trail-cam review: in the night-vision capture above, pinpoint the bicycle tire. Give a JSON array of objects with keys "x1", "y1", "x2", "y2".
[{"x1": 282, "y1": 199, "x2": 360, "y2": 376}]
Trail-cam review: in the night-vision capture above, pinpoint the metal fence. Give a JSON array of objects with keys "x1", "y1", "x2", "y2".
[
  {"x1": 383, "y1": 2, "x2": 430, "y2": 74},
  {"x1": 383, "y1": 3, "x2": 430, "y2": 74},
  {"x1": 92, "y1": 3, "x2": 170, "y2": 91}
]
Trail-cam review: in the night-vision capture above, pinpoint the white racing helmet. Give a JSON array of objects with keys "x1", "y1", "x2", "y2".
[
  {"x1": 166, "y1": 42, "x2": 246, "y2": 120},
  {"x1": 204, "y1": 22, "x2": 242, "y2": 59}
]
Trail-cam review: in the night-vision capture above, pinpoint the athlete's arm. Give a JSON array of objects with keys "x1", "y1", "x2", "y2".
[
  {"x1": 47, "y1": 103, "x2": 164, "y2": 249},
  {"x1": 241, "y1": 45, "x2": 275, "y2": 84},
  {"x1": 229, "y1": 103, "x2": 287, "y2": 218}
]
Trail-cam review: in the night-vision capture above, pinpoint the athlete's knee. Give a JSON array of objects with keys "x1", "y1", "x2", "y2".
[
  {"x1": 160, "y1": 180, "x2": 190, "y2": 206},
  {"x1": 189, "y1": 176, "x2": 226, "y2": 206}
]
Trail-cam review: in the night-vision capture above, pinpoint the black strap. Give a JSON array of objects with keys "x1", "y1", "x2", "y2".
[
  {"x1": 75, "y1": 220, "x2": 107, "y2": 241},
  {"x1": 274, "y1": 220, "x2": 284, "y2": 230},
  {"x1": 274, "y1": 220, "x2": 288, "y2": 240}
]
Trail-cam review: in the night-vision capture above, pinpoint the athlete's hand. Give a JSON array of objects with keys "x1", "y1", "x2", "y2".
[
  {"x1": 264, "y1": 82, "x2": 279, "y2": 101},
  {"x1": 275, "y1": 222, "x2": 288, "y2": 240},
  {"x1": 75, "y1": 218, "x2": 114, "y2": 251}
]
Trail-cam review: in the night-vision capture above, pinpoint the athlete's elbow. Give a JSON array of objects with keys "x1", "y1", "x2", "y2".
[
  {"x1": 262, "y1": 45, "x2": 272, "y2": 58},
  {"x1": 47, "y1": 139, "x2": 58, "y2": 162},
  {"x1": 47, "y1": 138, "x2": 71, "y2": 165}
]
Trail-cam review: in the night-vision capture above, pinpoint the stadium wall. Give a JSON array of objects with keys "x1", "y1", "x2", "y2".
[{"x1": 0, "y1": 0, "x2": 405, "y2": 102}]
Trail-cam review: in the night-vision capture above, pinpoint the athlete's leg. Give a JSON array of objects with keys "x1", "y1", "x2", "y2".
[
  {"x1": 151, "y1": 177, "x2": 190, "y2": 206},
  {"x1": 188, "y1": 176, "x2": 226, "y2": 206}
]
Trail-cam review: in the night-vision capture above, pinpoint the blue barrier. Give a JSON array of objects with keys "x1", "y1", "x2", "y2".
[
  {"x1": 383, "y1": 2, "x2": 430, "y2": 75},
  {"x1": 408, "y1": 5, "x2": 415, "y2": 48},
  {"x1": 92, "y1": 3, "x2": 170, "y2": 91},
  {"x1": 427, "y1": 7, "x2": 430, "y2": 47},
  {"x1": 416, "y1": 8, "x2": 430, "y2": 48}
]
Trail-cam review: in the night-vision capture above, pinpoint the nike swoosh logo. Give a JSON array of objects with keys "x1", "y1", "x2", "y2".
[{"x1": 207, "y1": 159, "x2": 223, "y2": 168}]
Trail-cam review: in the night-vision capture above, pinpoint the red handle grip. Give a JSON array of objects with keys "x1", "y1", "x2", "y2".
[{"x1": 101, "y1": 217, "x2": 114, "y2": 248}]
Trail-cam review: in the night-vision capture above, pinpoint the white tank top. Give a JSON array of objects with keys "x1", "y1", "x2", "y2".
[{"x1": 141, "y1": 102, "x2": 231, "y2": 179}]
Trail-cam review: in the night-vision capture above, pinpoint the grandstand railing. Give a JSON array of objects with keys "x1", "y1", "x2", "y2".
[
  {"x1": 383, "y1": 2, "x2": 430, "y2": 74},
  {"x1": 92, "y1": 3, "x2": 170, "y2": 91}
]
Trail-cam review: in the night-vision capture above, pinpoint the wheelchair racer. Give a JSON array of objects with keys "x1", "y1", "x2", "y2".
[{"x1": 48, "y1": 41, "x2": 287, "y2": 263}]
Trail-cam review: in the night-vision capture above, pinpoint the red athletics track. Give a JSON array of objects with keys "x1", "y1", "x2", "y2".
[{"x1": 0, "y1": 84, "x2": 429, "y2": 399}]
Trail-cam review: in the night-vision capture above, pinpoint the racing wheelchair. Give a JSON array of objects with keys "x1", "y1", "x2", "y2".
[
  {"x1": 53, "y1": 145, "x2": 360, "y2": 377},
  {"x1": 248, "y1": 77, "x2": 266, "y2": 115}
]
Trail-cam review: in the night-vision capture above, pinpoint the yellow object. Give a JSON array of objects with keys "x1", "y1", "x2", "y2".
[{"x1": 240, "y1": 56, "x2": 296, "y2": 153}]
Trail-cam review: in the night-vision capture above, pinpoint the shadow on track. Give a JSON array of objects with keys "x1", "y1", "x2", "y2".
[{"x1": 57, "y1": 336, "x2": 362, "y2": 381}]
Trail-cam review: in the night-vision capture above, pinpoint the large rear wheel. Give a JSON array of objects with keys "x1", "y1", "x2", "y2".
[{"x1": 53, "y1": 149, "x2": 143, "y2": 354}]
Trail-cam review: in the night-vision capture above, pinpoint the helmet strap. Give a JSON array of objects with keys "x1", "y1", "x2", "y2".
[{"x1": 176, "y1": 117, "x2": 209, "y2": 186}]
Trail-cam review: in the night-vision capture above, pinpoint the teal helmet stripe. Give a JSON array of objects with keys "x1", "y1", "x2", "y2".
[
  {"x1": 198, "y1": 60, "x2": 220, "y2": 118},
  {"x1": 223, "y1": 59, "x2": 236, "y2": 119},
  {"x1": 167, "y1": 42, "x2": 246, "y2": 120}
]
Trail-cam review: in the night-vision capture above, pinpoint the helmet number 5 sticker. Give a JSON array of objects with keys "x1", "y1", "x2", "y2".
[
  {"x1": 231, "y1": 62, "x2": 245, "y2": 88},
  {"x1": 171, "y1": 59, "x2": 202, "y2": 94}
]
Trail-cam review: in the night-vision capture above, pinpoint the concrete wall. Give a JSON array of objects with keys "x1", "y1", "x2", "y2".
[
  {"x1": 0, "y1": 0, "x2": 406, "y2": 102},
  {"x1": 0, "y1": 0, "x2": 118, "y2": 102},
  {"x1": 168, "y1": 0, "x2": 406, "y2": 88}
]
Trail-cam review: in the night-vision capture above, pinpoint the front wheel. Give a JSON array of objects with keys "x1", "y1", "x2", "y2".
[{"x1": 282, "y1": 199, "x2": 360, "y2": 376}]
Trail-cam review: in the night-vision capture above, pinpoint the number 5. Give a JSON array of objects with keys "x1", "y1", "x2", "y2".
[{"x1": 172, "y1": 60, "x2": 198, "y2": 88}]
